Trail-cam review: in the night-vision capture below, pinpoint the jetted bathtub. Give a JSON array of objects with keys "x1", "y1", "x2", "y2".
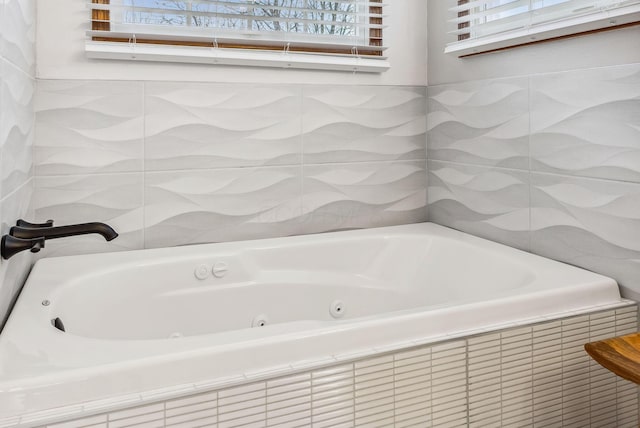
[{"x1": 0, "y1": 222, "x2": 624, "y2": 421}]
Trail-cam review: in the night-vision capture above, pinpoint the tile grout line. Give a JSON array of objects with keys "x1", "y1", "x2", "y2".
[
  {"x1": 352, "y1": 361, "x2": 356, "y2": 427},
  {"x1": 527, "y1": 74, "x2": 533, "y2": 254},
  {"x1": 142, "y1": 81, "x2": 146, "y2": 251},
  {"x1": 465, "y1": 337, "x2": 470, "y2": 428},
  {"x1": 300, "y1": 86, "x2": 306, "y2": 236}
]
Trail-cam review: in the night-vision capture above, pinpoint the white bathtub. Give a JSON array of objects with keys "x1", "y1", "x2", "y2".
[{"x1": 0, "y1": 223, "x2": 623, "y2": 422}]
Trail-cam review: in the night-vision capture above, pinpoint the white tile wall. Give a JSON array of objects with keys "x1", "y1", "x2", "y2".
[
  {"x1": 144, "y1": 83, "x2": 302, "y2": 171},
  {"x1": 0, "y1": 0, "x2": 36, "y2": 325},
  {"x1": 301, "y1": 161, "x2": 427, "y2": 234},
  {"x1": 427, "y1": 160, "x2": 530, "y2": 251},
  {"x1": 144, "y1": 166, "x2": 303, "y2": 249},
  {"x1": 1, "y1": 59, "x2": 33, "y2": 198},
  {"x1": 532, "y1": 321, "x2": 562, "y2": 427},
  {"x1": 36, "y1": 307, "x2": 639, "y2": 428},
  {"x1": 427, "y1": 62, "x2": 640, "y2": 300},
  {"x1": 393, "y1": 347, "x2": 431, "y2": 427},
  {"x1": 531, "y1": 172, "x2": 640, "y2": 301},
  {"x1": 1, "y1": 0, "x2": 36, "y2": 76},
  {"x1": 33, "y1": 83, "x2": 428, "y2": 256},
  {"x1": 302, "y1": 86, "x2": 426, "y2": 164},
  {"x1": 530, "y1": 64, "x2": 640, "y2": 183},
  {"x1": 32, "y1": 173, "x2": 144, "y2": 257},
  {"x1": 0, "y1": 180, "x2": 33, "y2": 321},
  {"x1": 35, "y1": 81, "x2": 144, "y2": 176},
  {"x1": 427, "y1": 77, "x2": 529, "y2": 170}
]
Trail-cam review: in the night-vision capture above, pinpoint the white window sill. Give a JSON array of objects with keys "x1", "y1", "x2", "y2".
[
  {"x1": 85, "y1": 41, "x2": 390, "y2": 73},
  {"x1": 446, "y1": 4, "x2": 640, "y2": 57}
]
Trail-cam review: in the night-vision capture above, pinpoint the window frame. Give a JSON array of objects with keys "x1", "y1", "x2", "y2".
[
  {"x1": 87, "y1": 0, "x2": 389, "y2": 72},
  {"x1": 446, "y1": 0, "x2": 640, "y2": 57}
]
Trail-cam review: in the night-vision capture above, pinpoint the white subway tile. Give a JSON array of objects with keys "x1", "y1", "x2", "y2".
[
  {"x1": 108, "y1": 409, "x2": 164, "y2": 428},
  {"x1": 354, "y1": 412, "x2": 394, "y2": 427},
  {"x1": 29, "y1": 307, "x2": 639, "y2": 428},
  {"x1": 267, "y1": 373, "x2": 311, "y2": 390},
  {"x1": 217, "y1": 406, "x2": 266, "y2": 427},
  {"x1": 394, "y1": 365, "x2": 429, "y2": 381},
  {"x1": 165, "y1": 401, "x2": 216, "y2": 419},
  {"x1": 165, "y1": 391, "x2": 217, "y2": 410},
  {"x1": 394, "y1": 409, "x2": 430, "y2": 428},
  {"x1": 267, "y1": 416, "x2": 311, "y2": 428},
  {"x1": 108, "y1": 404, "x2": 163, "y2": 422},
  {"x1": 395, "y1": 385, "x2": 430, "y2": 403},
  {"x1": 46, "y1": 414, "x2": 107, "y2": 428},
  {"x1": 266, "y1": 403, "x2": 310, "y2": 426},
  {"x1": 469, "y1": 400, "x2": 501, "y2": 419},
  {"x1": 165, "y1": 407, "x2": 218, "y2": 427},
  {"x1": 394, "y1": 347, "x2": 430, "y2": 362}
]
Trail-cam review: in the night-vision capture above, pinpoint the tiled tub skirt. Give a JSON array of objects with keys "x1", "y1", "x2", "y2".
[{"x1": 22, "y1": 305, "x2": 640, "y2": 428}]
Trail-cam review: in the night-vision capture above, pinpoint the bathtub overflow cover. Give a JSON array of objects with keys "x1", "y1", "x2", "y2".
[
  {"x1": 330, "y1": 300, "x2": 346, "y2": 319},
  {"x1": 213, "y1": 262, "x2": 228, "y2": 278}
]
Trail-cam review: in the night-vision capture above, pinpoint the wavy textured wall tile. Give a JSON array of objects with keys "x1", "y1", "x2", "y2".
[
  {"x1": 531, "y1": 173, "x2": 640, "y2": 299},
  {"x1": 145, "y1": 83, "x2": 302, "y2": 171},
  {"x1": 0, "y1": 2, "x2": 3, "y2": 66},
  {"x1": 0, "y1": 0, "x2": 35, "y2": 328},
  {"x1": 32, "y1": 174, "x2": 144, "y2": 257},
  {"x1": 35, "y1": 80, "x2": 144, "y2": 175},
  {"x1": 302, "y1": 161, "x2": 426, "y2": 233},
  {"x1": 0, "y1": 60, "x2": 33, "y2": 198},
  {"x1": 428, "y1": 161, "x2": 530, "y2": 250},
  {"x1": 531, "y1": 64, "x2": 640, "y2": 182},
  {"x1": 145, "y1": 167, "x2": 303, "y2": 248},
  {"x1": 427, "y1": 78, "x2": 529, "y2": 170},
  {"x1": 0, "y1": 0, "x2": 35, "y2": 75},
  {"x1": 302, "y1": 86, "x2": 426, "y2": 163},
  {"x1": 0, "y1": 180, "x2": 33, "y2": 324}
]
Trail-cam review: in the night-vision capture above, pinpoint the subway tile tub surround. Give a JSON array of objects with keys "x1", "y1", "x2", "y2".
[
  {"x1": 30, "y1": 307, "x2": 640, "y2": 428},
  {"x1": 0, "y1": 223, "x2": 635, "y2": 427},
  {"x1": 427, "y1": 62, "x2": 640, "y2": 300}
]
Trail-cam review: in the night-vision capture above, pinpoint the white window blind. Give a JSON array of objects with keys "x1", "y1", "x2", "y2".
[
  {"x1": 446, "y1": 0, "x2": 640, "y2": 56},
  {"x1": 86, "y1": 0, "x2": 389, "y2": 72}
]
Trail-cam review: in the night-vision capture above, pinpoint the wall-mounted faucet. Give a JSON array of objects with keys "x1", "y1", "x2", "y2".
[
  {"x1": 1, "y1": 220, "x2": 118, "y2": 259},
  {"x1": 10, "y1": 222, "x2": 118, "y2": 242}
]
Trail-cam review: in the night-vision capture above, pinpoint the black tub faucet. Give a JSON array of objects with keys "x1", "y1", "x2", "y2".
[
  {"x1": 1, "y1": 220, "x2": 118, "y2": 259},
  {"x1": 10, "y1": 222, "x2": 118, "y2": 242}
]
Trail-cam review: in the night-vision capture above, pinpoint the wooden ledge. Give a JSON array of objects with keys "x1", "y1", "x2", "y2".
[{"x1": 585, "y1": 333, "x2": 640, "y2": 385}]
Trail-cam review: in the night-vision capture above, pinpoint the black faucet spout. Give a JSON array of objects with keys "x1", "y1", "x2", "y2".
[{"x1": 10, "y1": 222, "x2": 119, "y2": 242}]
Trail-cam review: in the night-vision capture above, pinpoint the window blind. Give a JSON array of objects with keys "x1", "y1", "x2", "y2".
[
  {"x1": 88, "y1": 0, "x2": 386, "y2": 58},
  {"x1": 447, "y1": 0, "x2": 640, "y2": 55}
]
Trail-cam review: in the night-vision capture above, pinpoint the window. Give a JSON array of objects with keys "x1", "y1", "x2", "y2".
[
  {"x1": 447, "y1": 0, "x2": 640, "y2": 56},
  {"x1": 87, "y1": 0, "x2": 388, "y2": 72}
]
